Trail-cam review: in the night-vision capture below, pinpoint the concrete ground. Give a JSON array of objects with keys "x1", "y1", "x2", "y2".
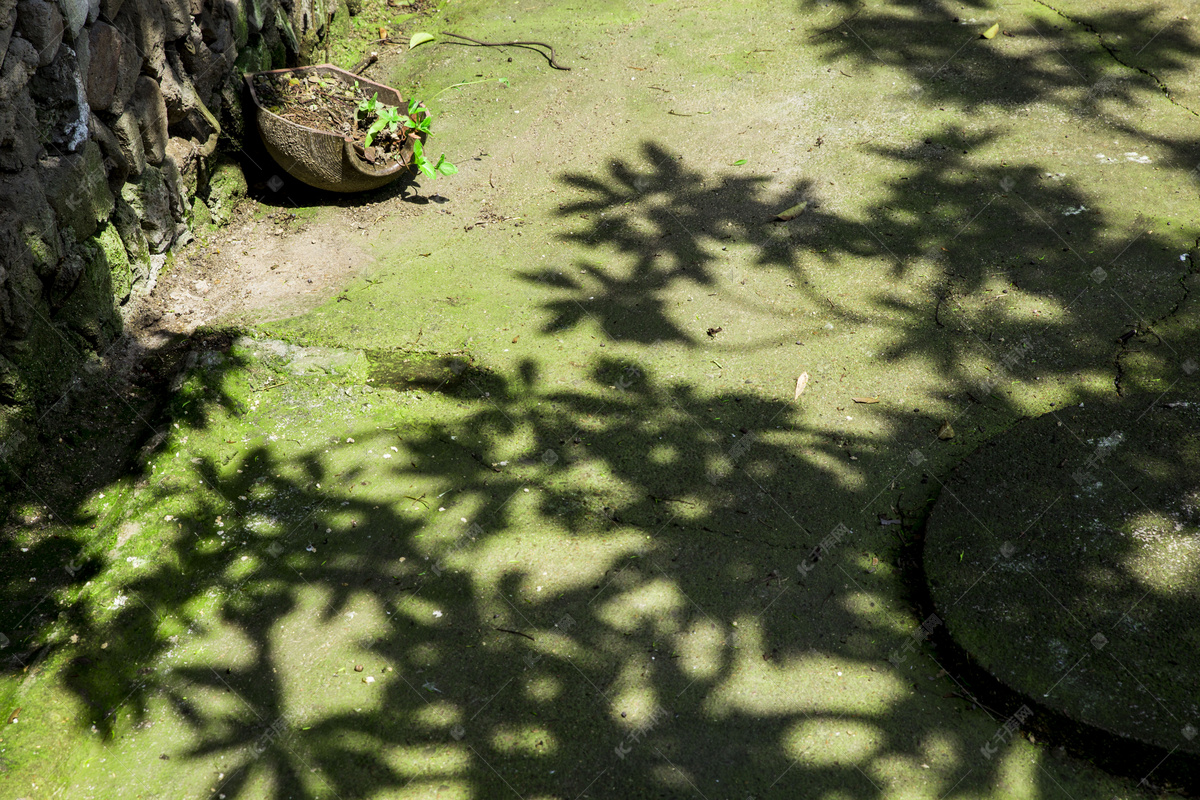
[{"x1": 1, "y1": 0, "x2": 1199, "y2": 798}]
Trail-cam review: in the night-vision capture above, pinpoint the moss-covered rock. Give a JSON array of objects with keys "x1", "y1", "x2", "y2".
[
  {"x1": 205, "y1": 156, "x2": 247, "y2": 226},
  {"x1": 94, "y1": 223, "x2": 132, "y2": 304}
]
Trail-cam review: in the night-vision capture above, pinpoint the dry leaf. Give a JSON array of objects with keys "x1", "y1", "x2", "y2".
[
  {"x1": 937, "y1": 421, "x2": 955, "y2": 440},
  {"x1": 794, "y1": 372, "x2": 809, "y2": 399},
  {"x1": 774, "y1": 201, "x2": 809, "y2": 221},
  {"x1": 981, "y1": 23, "x2": 1000, "y2": 39},
  {"x1": 852, "y1": 397, "x2": 879, "y2": 404}
]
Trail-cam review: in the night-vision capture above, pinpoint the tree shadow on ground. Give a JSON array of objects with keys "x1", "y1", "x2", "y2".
[
  {"x1": 3, "y1": 2, "x2": 1200, "y2": 797},
  {"x1": 802, "y1": 0, "x2": 1200, "y2": 115},
  {"x1": 2, "y1": 321, "x2": 1197, "y2": 797}
]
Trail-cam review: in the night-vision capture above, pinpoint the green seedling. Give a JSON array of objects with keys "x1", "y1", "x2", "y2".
[{"x1": 356, "y1": 93, "x2": 457, "y2": 178}]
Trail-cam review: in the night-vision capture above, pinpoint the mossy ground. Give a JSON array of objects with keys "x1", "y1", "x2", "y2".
[{"x1": 3, "y1": 0, "x2": 1200, "y2": 797}]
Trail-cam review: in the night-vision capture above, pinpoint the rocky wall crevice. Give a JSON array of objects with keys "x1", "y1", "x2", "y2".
[{"x1": 0, "y1": 0, "x2": 339, "y2": 465}]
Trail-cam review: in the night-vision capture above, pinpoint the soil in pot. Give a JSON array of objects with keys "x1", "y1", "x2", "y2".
[{"x1": 251, "y1": 71, "x2": 422, "y2": 165}]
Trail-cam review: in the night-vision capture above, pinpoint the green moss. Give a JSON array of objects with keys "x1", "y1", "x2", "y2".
[
  {"x1": 94, "y1": 224, "x2": 132, "y2": 304},
  {"x1": 205, "y1": 158, "x2": 248, "y2": 226}
]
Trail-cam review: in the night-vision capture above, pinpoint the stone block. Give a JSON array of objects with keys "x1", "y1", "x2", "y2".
[
  {"x1": 109, "y1": 193, "x2": 147, "y2": 265},
  {"x1": 15, "y1": 0, "x2": 64, "y2": 66},
  {"x1": 0, "y1": 170, "x2": 58, "y2": 280},
  {"x1": 0, "y1": 38, "x2": 40, "y2": 170},
  {"x1": 120, "y1": 164, "x2": 174, "y2": 253},
  {"x1": 41, "y1": 139, "x2": 115, "y2": 242},
  {"x1": 109, "y1": 108, "x2": 145, "y2": 177},
  {"x1": 28, "y1": 42, "x2": 88, "y2": 151},
  {"x1": 161, "y1": 0, "x2": 188, "y2": 39},
  {"x1": 98, "y1": 0, "x2": 121, "y2": 20},
  {"x1": 131, "y1": 74, "x2": 168, "y2": 164},
  {"x1": 86, "y1": 20, "x2": 119, "y2": 109},
  {"x1": 204, "y1": 154, "x2": 244, "y2": 225},
  {"x1": 226, "y1": 0, "x2": 250, "y2": 45},
  {"x1": 88, "y1": 111, "x2": 129, "y2": 186},
  {"x1": 107, "y1": 10, "x2": 139, "y2": 113},
  {"x1": 55, "y1": 0, "x2": 86, "y2": 35},
  {"x1": 116, "y1": 0, "x2": 165, "y2": 78},
  {"x1": 49, "y1": 249, "x2": 84, "y2": 310},
  {"x1": 0, "y1": 85, "x2": 40, "y2": 171},
  {"x1": 94, "y1": 222, "x2": 131, "y2": 302},
  {"x1": 177, "y1": 20, "x2": 225, "y2": 107},
  {"x1": 164, "y1": 135, "x2": 197, "y2": 196},
  {"x1": 0, "y1": 0, "x2": 17, "y2": 68},
  {"x1": 161, "y1": 47, "x2": 219, "y2": 154}
]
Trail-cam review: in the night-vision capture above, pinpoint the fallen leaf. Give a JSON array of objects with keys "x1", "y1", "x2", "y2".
[
  {"x1": 937, "y1": 421, "x2": 955, "y2": 440},
  {"x1": 732, "y1": 159, "x2": 747, "y2": 166},
  {"x1": 409, "y1": 32, "x2": 435, "y2": 50},
  {"x1": 794, "y1": 372, "x2": 810, "y2": 399},
  {"x1": 774, "y1": 201, "x2": 809, "y2": 221},
  {"x1": 852, "y1": 396, "x2": 879, "y2": 404},
  {"x1": 981, "y1": 22, "x2": 1000, "y2": 39}
]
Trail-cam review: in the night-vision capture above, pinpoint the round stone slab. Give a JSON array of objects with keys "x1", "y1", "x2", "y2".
[{"x1": 924, "y1": 395, "x2": 1200, "y2": 753}]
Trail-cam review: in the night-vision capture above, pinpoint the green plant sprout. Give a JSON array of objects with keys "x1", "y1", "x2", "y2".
[{"x1": 356, "y1": 94, "x2": 457, "y2": 178}]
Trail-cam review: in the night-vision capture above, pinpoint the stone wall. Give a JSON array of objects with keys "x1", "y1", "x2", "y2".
[{"x1": 0, "y1": 0, "x2": 339, "y2": 463}]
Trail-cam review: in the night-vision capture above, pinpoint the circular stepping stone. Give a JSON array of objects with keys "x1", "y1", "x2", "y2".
[{"x1": 924, "y1": 395, "x2": 1200, "y2": 753}]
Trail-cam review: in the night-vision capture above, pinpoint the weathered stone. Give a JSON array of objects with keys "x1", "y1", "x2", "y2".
[
  {"x1": 161, "y1": 0, "x2": 189, "y2": 39},
  {"x1": 107, "y1": 10, "x2": 139, "y2": 113},
  {"x1": 226, "y1": 0, "x2": 256, "y2": 46},
  {"x1": 72, "y1": 18, "x2": 88, "y2": 82},
  {"x1": 0, "y1": 170, "x2": 58, "y2": 281},
  {"x1": 15, "y1": 0, "x2": 64, "y2": 66},
  {"x1": 273, "y1": 2, "x2": 295, "y2": 54},
  {"x1": 164, "y1": 136, "x2": 197, "y2": 197},
  {"x1": 159, "y1": 148, "x2": 187, "y2": 225},
  {"x1": 120, "y1": 164, "x2": 174, "y2": 253},
  {"x1": 109, "y1": 193, "x2": 146, "y2": 266},
  {"x1": 55, "y1": 0, "x2": 87, "y2": 35},
  {"x1": 177, "y1": 21, "x2": 225, "y2": 108},
  {"x1": 53, "y1": 237, "x2": 121, "y2": 344},
  {"x1": 204, "y1": 155, "x2": 244, "y2": 225},
  {"x1": 0, "y1": 225, "x2": 35, "y2": 339},
  {"x1": 88, "y1": 111, "x2": 129, "y2": 186},
  {"x1": 160, "y1": 47, "x2": 219, "y2": 155},
  {"x1": 198, "y1": 8, "x2": 232, "y2": 53},
  {"x1": 41, "y1": 140, "x2": 115, "y2": 242},
  {"x1": 94, "y1": 222, "x2": 131, "y2": 302},
  {"x1": 117, "y1": 0, "x2": 165, "y2": 78},
  {"x1": 98, "y1": 0, "x2": 121, "y2": 20},
  {"x1": 131, "y1": 75, "x2": 167, "y2": 164},
  {"x1": 0, "y1": 38, "x2": 40, "y2": 170},
  {"x1": 86, "y1": 0, "x2": 97, "y2": 23},
  {"x1": 49, "y1": 250, "x2": 84, "y2": 310},
  {"x1": 86, "y1": 20, "x2": 119, "y2": 109},
  {"x1": 28, "y1": 42, "x2": 89, "y2": 150},
  {"x1": 0, "y1": 0, "x2": 18, "y2": 68},
  {"x1": 109, "y1": 108, "x2": 145, "y2": 177},
  {"x1": 0, "y1": 36, "x2": 38, "y2": 101}
]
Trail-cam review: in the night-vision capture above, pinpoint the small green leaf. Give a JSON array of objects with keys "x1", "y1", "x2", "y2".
[
  {"x1": 732, "y1": 159, "x2": 747, "y2": 166},
  {"x1": 409, "y1": 32, "x2": 436, "y2": 50},
  {"x1": 981, "y1": 23, "x2": 1000, "y2": 39}
]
